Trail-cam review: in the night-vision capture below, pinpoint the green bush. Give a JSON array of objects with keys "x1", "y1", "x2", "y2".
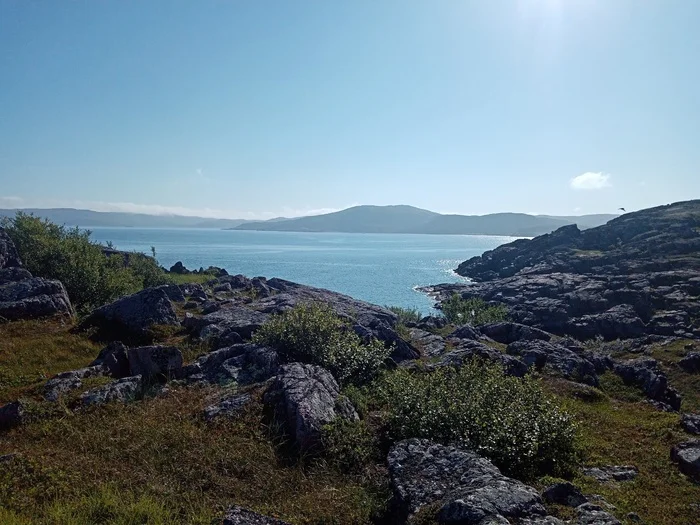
[
  {"x1": 440, "y1": 294, "x2": 508, "y2": 325},
  {"x1": 387, "y1": 306, "x2": 422, "y2": 325},
  {"x1": 322, "y1": 419, "x2": 381, "y2": 473},
  {"x1": 1, "y1": 212, "x2": 169, "y2": 313},
  {"x1": 378, "y1": 361, "x2": 580, "y2": 478},
  {"x1": 253, "y1": 303, "x2": 390, "y2": 386}
]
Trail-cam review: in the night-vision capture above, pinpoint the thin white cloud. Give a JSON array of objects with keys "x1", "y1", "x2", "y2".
[
  {"x1": 570, "y1": 172, "x2": 612, "y2": 190},
  {"x1": 0, "y1": 196, "x2": 24, "y2": 207}
]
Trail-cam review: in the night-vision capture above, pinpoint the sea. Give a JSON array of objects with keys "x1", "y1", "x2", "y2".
[{"x1": 88, "y1": 228, "x2": 516, "y2": 314}]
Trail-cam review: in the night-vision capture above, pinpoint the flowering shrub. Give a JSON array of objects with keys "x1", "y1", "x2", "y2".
[
  {"x1": 378, "y1": 360, "x2": 579, "y2": 478},
  {"x1": 253, "y1": 303, "x2": 390, "y2": 386}
]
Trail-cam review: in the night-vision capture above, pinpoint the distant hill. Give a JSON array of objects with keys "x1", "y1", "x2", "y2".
[
  {"x1": 0, "y1": 208, "x2": 255, "y2": 229},
  {"x1": 233, "y1": 205, "x2": 617, "y2": 236}
]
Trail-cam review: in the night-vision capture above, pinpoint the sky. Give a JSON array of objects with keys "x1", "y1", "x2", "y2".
[{"x1": 1, "y1": 0, "x2": 698, "y2": 220}]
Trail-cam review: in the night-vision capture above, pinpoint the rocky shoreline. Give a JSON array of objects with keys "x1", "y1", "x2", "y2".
[{"x1": 1, "y1": 201, "x2": 700, "y2": 523}]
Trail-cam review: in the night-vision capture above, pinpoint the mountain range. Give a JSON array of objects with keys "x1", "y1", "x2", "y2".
[
  {"x1": 0, "y1": 206, "x2": 617, "y2": 236},
  {"x1": 231, "y1": 205, "x2": 617, "y2": 236}
]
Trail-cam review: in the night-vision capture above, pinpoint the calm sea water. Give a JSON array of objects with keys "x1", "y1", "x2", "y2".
[{"x1": 88, "y1": 228, "x2": 515, "y2": 313}]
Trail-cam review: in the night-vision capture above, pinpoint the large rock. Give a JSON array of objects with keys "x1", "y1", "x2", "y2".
[
  {"x1": 0, "y1": 267, "x2": 32, "y2": 285},
  {"x1": 80, "y1": 287, "x2": 178, "y2": 338},
  {"x1": 567, "y1": 304, "x2": 646, "y2": 341},
  {"x1": 582, "y1": 465, "x2": 638, "y2": 483},
  {"x1": 0, "y1": 228, "x2": 22, "y2": 269},
  {"x1": 181, "y1": 343, "x2": 279, "y2": 386},
  {"x1": 681, "y1": 413, "x2": 700, "y2": 435},
  {"x1": 90, "y1": 342, "x2": 130, "y2": 378},
  {"x1": 0, "y1": 400, "x2": 26, "y2": 430},
  {"x1": 507, "y1": 340, "x2": 599, "y2": 386},
  {"x1": 613, "y1": 357, "x2": 681, "y2": 410},
  {"x1": 0, "y1": 277, "x2": 73, "y2": 321},
  {"x1": 480, "y1": 322, "x2": 552, "y2": 344},
  {"x1": 434, "y1": 340, "x2": 529, "y2": 377},
  {"x1": 387, "y1": 439, "x2": 546, "y2": 523},
  {"x1": 184, "y1": 306, "x2": 268, "y2": 344},
  {"x1": 127, "y1": 345, "x2": 183, "y2": 379},
  {"x1": 80, "y1": 376, "x2": 143, "y2": 406},
  {"x1": 679, "y1": 352, "x2": 700, "y2": 373},
  {"x1": 574, "y1": 503, "x2": 621, "y2": 525},
  {"x1": 542, "y1": 482, "x2": 587, "y2": 507},
  {"x1": 671, "y1": 440, "x2": 700, "y2": 481},
  {"x1": 222, "y1": 506, "x2": 291, "y2": 525},
  {"x1": 264, "y1": 363, "x2": 358, "y2": 451},
  {"x1": 408, "y1": 328, "x2": 447, "y2": 357}
]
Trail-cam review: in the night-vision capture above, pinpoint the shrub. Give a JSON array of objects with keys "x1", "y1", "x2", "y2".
[
  {"x1": 322, "y1": 419, "x2": 381, "y2": 473},
  {"x1": 1, "y1": 212, "x2": 169, "y2": 313},
  {"x1": 440, "y1": 294, "x2": 508, "y2": 325},
  {"x1": 378, "y1": 360, "x2": 580, "y2": 478},
  {"x1": 387, "y1": 306, "x2": 422, "y2": 325},
  {"x1": 253, "y1": 303, "x2": 390, "y2": 386}
]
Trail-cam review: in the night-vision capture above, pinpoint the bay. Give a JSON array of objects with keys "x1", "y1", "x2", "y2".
[{"x1": 88, "y1": 228, "x2": 515, "y2": 313}]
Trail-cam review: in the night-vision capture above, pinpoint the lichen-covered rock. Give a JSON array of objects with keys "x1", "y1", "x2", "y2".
[
  {"x1": 0, "y1": 277, "x2": 73, "y2": 320},
  {"x1": 480, "y1": 322, "x2": 552, "y2": 344},
  {"x1": 681, "y1": 413, "x2": 700, "y2": 435},
  {"x1": 80, "y1": 287, "x2": 178, "y2": 337},
  {"x1": 44, "y1": 366, "x2": 106, "y2": 401},
  {"x1": 264, "y1": 363, "x2": 358, "y2": 451},
  {"x1": 80, "y1": 376, "x2": 143, "y2": 406},
  {"x1": 409, "y1": 328, "x2": 447, "y2": 357},
  {"x1": 574, "y1": 503, "x2": 621, "y2": 525},
  {"x1": 181, "y1": 344, "x2": 279, "y2": 386},
  {"x1": 127, "y1": 345, "x2": 183, "y2": 379},
  {"x1": 433, "y1": 340, "x2": 529, "y2": 377},
  {"x1": 222, "y1": 506, "x2": 291, "y2": 525},
  {"x1": 0, "y1": 267, "x2": 32, "y2": 285},
  {"x1": 387, "y1": 439, "x2": 546, "y2": 523},
  {"x1": 203, "y1": 393, "x2": 251, "y2": 422},
  {"x1": 507, "y1": 340, "x2": 598, "y2": 386},
  {"x1": 155, "y1": 284, "x2": 186, "y2": 303},
  {"x1": 582, "y1": 465, "x2": 638, "y2": 483},
  {"x1": 671, "y1": 440, "x2": 700, "y2": 481}
]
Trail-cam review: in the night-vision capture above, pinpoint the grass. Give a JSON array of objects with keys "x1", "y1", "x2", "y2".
[
  {"x1": 0, "y1": 319, "x2": 100, "y2": 404},
  {"x1": 166, "y1": 273, "x2": 213, "y2": 285},
  {"x1": 0, "y1": 387, "x2": 387, "y2": 524}
]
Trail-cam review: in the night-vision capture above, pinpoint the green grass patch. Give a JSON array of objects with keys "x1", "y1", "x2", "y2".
[
  {"x1": 440, "y1": 294, "x2": 508, "y2": 326},
  {"x1": 166, "y1": 273, "x2": 212, "y2": 285}
]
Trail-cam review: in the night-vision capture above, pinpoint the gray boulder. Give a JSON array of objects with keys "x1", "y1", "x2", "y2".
[
  {"x1": 681, "y1": 413, "x2": 700, "y2": 435},
  {"x1": 222, "y1": 506, "x2": 291, "y2": 525},
  {"x1": 80, "y1": 376, "x2": 143, "y2": 406},
  {"x1": 568, "y1": 304, "x2": 646, "y2": 341},
  {"x1": 91, "y1": 342, "x2": 130, "y2": 378},
  {"x1": 434, "y1": 340, "x2": 529, "y2": 377},
  {"x1": 0, "y1": 400, "x2": 26, "y2": 430},
  {"x1": 203, "y1": 393, "x2": 251, "y2": 422},
  {"x1": 542, "y1": 482, "x2": 587, "y2": 507},
  {"x1": 155, "y1": 284, "x2": 186, "y2": 303},
  {"x1": 574, "y1": 503, "x2": 621, "y2": 525},
  {"x1": 679, "y1": 352, "x2": 700, "y2": 373},
  {"x1": 127, "y1": 345, "x2": 183, "y2": 379},
  {"x1": 181, "y1": 343, "x2": 279, "y2": 386},
  {"x1": 409, "y1": 328, "x2": 447, "y2": 357},
  {"x1": 480, "y1": 322, "x2": 551, "y2": 344},
  {"x1": 507, "y1": 340, "x2": 598, "y2": 386},
  {"x1": 80, "y1": 287, "x2": 178, "y2": 338},
  {"x1": 185, "y1": 305, "x2": 268, "y2": 344},
  {"x1": 264, "y1": 363, "x2": 358, "y2": 451},
  {"x1": 449, "y1": 324, "x2": 484, "y2": 341},
  {"x1": 671, "y1": 440, "x2": 700, "y2": 481},
  {"x1": 582, "y1": 465, "x2": 638, "y2": 483},
  {"x1": 44, "y1": 365, "x2": 106, "y2": 401},
  {"x1": 0, "y1": 277, "x2": 73, "y2": 321},
  {"x1": 387, "y1": 439, "x2": 546, "y2": 523}
]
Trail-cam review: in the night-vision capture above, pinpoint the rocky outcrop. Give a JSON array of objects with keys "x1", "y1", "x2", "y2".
[
  {"x1": 480, "y1": 322, "x2": 551, "y2": 344},
  {"x1": 80, "y1": 376, "x2": 143, "y2": 406},
  {"x1": 222, "y1": 506, "x2": 291, "y2": 525},
  {"x1": 0, "y1": 228, "x2": 74, "y2": 321},
  {"x1": 507, "y1": 340, "x2": 599, "y2": 386},
  {"x1": 408, "y1": 328, "x2": 446, "y2": 357},
  {"x1": 613, "y1": 358, "x2": 681, "y2": 410},
  {"x1": 181, "y1": 343, "x2": 279, "y2": 386},
  {"x1": 671, "y1": 440, "x2": 700, "y2": 482},
  {"x1": 91, "y1": 342, "x2": 130, "y2": 378},
  {"x1": 434, "y1": 340, "x2": 529, "y2": 378},
  {"x1": 679, "y1": 352, "x2": 700, "y2": 373},
  {"x1": 387, "y1": 439, "x2": 546, "y2": 523},
  {"x1": 542, "y1": 482, "x2": 587, "y2": 507},
  {"x1": 424, "y1": 201, "x2": 700, "y2": 340},
  {"x1": 264, "y1": 363, "x2": 358, "y2": 451},
  {"x1": 80, "y1": 287, "x2": 178, "y2": 338},
  {"x1": 44, "y1": 365, "x2": 106, "y2": 401},
  {"x1": 582, "y1": 465, "x2": 638, "y2": 483}
]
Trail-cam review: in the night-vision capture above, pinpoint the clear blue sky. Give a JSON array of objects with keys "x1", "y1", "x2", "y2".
[{"x1": 1, "y1": 0, "x2": 698, "y2": 219}]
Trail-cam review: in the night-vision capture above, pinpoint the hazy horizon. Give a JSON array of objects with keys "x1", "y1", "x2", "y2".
[{"x1": 2, "y1": 1, "x2": 698, "y2": 220}]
